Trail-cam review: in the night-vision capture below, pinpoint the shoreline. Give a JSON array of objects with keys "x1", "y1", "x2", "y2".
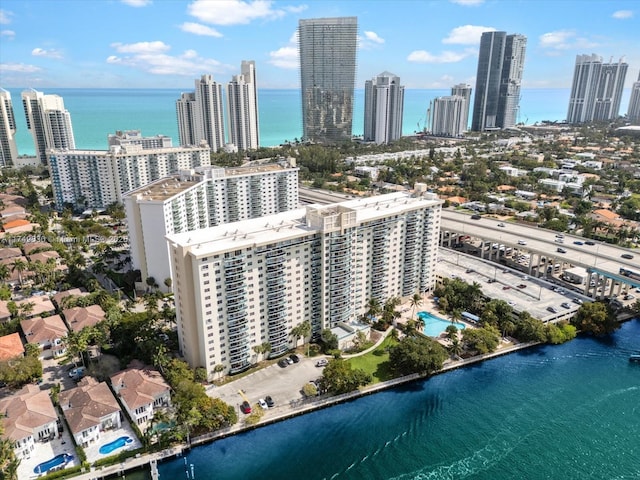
[{"x1": 69, "y1": 314, "x2": 637, "y2": 480}]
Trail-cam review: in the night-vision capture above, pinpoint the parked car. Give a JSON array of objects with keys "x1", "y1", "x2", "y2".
[
  {"x1": 315, "y1": 358, "x2": 328, "y2": 367},
  {"x1": 621, "y1": 253, "x2": 634, "y2": 260},
  {"x1": 557, "y1": 247, "x2": 567, "y2": 253},
  {"x1": 517, "y1": 284, "x2": 527, "y2": 289},
  {"x1": 585, "y1": 241, "x2": 595, "y2": 246},
  {"x1": 518, "y1": 240, "x2": 527, "y2": 245},
  {"x1": 240, "y1": 401, "x2": 252, "y2": 414},
  {"x1": 265, "y1": 396, "x2": 275, "y2": 407},
  {"x1": 289, "y1": 354, "x2": 300, "y2": 364},
  {"x1": 471, "y1": 214, "x2": 481, "y2": 220},
  {"x1": 574, "y1": 241, "x2": 584, "y2": 245},
  {"x1": 69, "y1": 367, "x2": 85, "y2": 378},
  {"x1": 497, "y1": 222, "x2": 505, "y2": 227},
  {"x1": 561, "y1": 302, "x2": 571, "y2": 309},
  {"x1": 277, "y1": 359, "x2": 289, "y2": 368},
  {"x1": 547, "y1": 306, "x2": 559, "y2": 313},
  {"x1": 258, "y1": 398, "x2": 268, "y2": 409},
  {"x1": 572, "y1": 298, "x2": 583, "y2": 305}
]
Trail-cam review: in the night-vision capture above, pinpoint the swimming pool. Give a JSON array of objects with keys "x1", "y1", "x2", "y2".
[
  {"x1": 99, "y1": 436, "x2": 133, "y2": 455},
  {"x1": 418, "y1": 311, "x2": 465, "y2": 337},
  {"x1": 34, "y1": 453, "x2": 73, "y2": 474}
]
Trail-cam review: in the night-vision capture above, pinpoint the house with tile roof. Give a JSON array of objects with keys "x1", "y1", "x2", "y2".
[
  {"x1": 51, "y1": 288, "x2": 88, "y2": 310},
  {"x1": 110, "y1": 362, "x2": 171, "y2": 431},
  {"x1": 0, "y1": 300, "x2": 12, "y2": 322},
  {"x1": 0, "y1": 332, "x2": 25, "y2": 361},
  {"x1": 0, "y1": 247, "x2": 22, "y2": 261},
  {"x1": 0, "y1": 384, "x2": 58, "y2": 460},
  {"x1": 21, "y1": 242, "x2": 54, "y2": 255},
  {"x1": 59, "y1": 378, "x2": 122, "y2": 449},
  {"x1": 16, "y1": 295, "x2": 56, "y2": 319},
  {"x1": 63, "y1": 305, "x2": 106, "y2": 333},
  {"x1": 20, "y1": 315, "x2": 68, "y2": 359}
]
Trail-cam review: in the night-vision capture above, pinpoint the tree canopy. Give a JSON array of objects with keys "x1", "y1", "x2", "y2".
[
  {"x1": 319, "y1": 359, "x2": 372, "y2": 394},
  {"x1": 571, "y1": 301, "x2": 619, "y2": 336},
  {"x1": 389, "y1": 335, "x2": 447, "y2": 376}
]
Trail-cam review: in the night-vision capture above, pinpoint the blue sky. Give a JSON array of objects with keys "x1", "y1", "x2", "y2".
[{"x1": 1, "y1": 0, "x2": 639, "y2": 90}]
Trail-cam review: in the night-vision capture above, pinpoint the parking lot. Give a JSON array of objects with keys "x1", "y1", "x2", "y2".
[{"x1": 207, "y1": 354, "x2": 328, "y2": 417}]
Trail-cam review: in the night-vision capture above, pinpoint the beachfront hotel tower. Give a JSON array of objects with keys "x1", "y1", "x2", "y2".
[
  {"x1": 363, "y1": 71, "x2": 405, "y2": 144},
  {"x1": 472, "y1": 32, "x2": 527, "y2": 131},
  {"x1": 0, "y1": 89, "x2": 19, "y2": 167},
  {"x1": 176, "y1": 75, "x2": 225, "y2": 152},
  {"x1": 21, "y1": 89, "x2": 75, "y2": 165},
  {"x1": 167, "y1": 191, "x2": 442, "y2": 377},
  {"x1": 567, "y1": 54, "x2": 628, "y2": 124},
  {"x1": 226, "y1": 61, "x2": 259, "y2": 151},
  {"x1": 626, "y1": 72, "x2": 640, "y2": 124},
  {"x1": 124, "y1": 161, "x2": 299, "y2": 288},
  {"x1": 299, "y1": 17, "x2": 358, "y2": 144}
]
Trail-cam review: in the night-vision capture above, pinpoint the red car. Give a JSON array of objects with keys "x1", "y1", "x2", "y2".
[
  {"x1": 240, "y1": 401, "x2": 252, "y2": 414},
  {"x1": 503, "y1": 285, "x2": 511, "y2": 290}
]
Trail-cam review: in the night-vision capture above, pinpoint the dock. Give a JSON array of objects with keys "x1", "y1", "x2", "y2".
[{"x1": 150, "y1": 458, "x2": 159, "y2": 479}]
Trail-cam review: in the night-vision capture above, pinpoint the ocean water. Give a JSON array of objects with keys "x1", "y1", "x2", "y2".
[
  {"x1": 122, "y1": 319, "x2": 640, "y2": 480},
  {"x1": 6, "y1": 87, "x2": 618, "y2": 157}
]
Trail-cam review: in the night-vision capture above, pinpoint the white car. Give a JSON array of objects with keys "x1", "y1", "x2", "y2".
[
  {"x1": 258, "y1": 398, "x2": 268, "y2": 409},
  {"x1": 518, "y1": 240, "x2": 527, "y2": 245}
]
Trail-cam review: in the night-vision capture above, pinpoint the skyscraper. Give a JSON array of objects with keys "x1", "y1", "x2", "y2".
[
  {"x1": 363, "y1": 71, "x2": 404, "y2": 144},
  {"x1": 429, "y1": 96, "x2": 468, "y2": 137},
  {"x1": 299, "y1": 17, "x2": 358, "y2": 144},
  {"x1": 567, "y1": 54, "x2": 628, "y2": 124},
  {"x1": 0, "y1": 89, "x2": 18, "y2": 167},
  {"x1": 226, "y1": 60, "x2": 259, "y2": 151},
  {"x1": 451, "y1": 83, "x2": 472, "y2": 131},
  {"x1": 472, "y1": 31, "x2": 527, "y2": 131},
  {"x1": 628, "y1": 72, "x2": 640, "y2": 124},
  {"x1": 176, "y1": 75, "x2": 225, "y2": 152},
  {"x1": 21, "y1": 89, "x2": 75, "y2": 165}
]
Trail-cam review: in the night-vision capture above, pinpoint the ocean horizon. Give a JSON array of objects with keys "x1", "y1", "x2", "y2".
[{"x1": 5, "y1": 87, "x2": 633, "y2": 157}]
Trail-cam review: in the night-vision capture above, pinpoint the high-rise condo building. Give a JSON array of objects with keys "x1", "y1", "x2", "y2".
[
  {"x1": 472, "y1": 32, "x2": 527, "y2": 131},
  {"x1": 0, "y1": 89, "x2": 18, "y2": 167},
  {"x1": 429, "y1": 96, "x2": 468, "y2": 137},
  {"x1": 628, "y1": 72, "x2": 640, "y2": 124},
  {"x1": 299, "y1": 17, "x2": 358, "y2": 144},
  {"x1": 567, "y1": 54, "x2": 628, "y2": 124},
  {"x1": 226, "y1": 61, "x2": 259, "y2": 151},
  {"x1": 451, "y1": 84, "x2": 472, "y2": 131},
  {"x1": 21, "y1": 89, "x2": 75, "y2": 165},
  {"x1": 107, "y1": 130, "x2": 172, "y2": 149},
  {"x1": 124, "y1": 161, "x2": 299, "y2": 286},
  {"x1": 364, "y1": 71, "x2": 404, "y2": 144},
  {"x1": 48, "y1": 143, "x2": 210, "y2": 210},
  {"x1": 167, "y1": 191, "x2": 442, "y2": 376},
  {"x1": 176, "y1": 75, "x2": 225, "y2": 152}
]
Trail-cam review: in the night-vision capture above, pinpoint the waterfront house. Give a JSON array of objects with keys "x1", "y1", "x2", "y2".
[
  {"x1": 59, "y1": 377, "x2": 122, "y2": 448},
  {"x1": 63, "y1": 304, "x2": 106, "y2": 333},
  {"x1": 0, "y1": 332, "x2": 25, "y2": 360},
  {"x1": 20, "y1": 315, "x2": 68, "y2": 359},
  {"x1": 110, "y1": 362, "x2": 171, "y2": 432},
  {"x1": 0, "y1": 384, "x2": 58, "y2": 460}
]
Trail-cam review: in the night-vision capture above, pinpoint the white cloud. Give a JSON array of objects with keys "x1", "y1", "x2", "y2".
[
  {"x1": 285, "y1": 5, "x2": 308, "y2": 13},
  {"x1": 449, "y1": 0, "x2": 484, "y2": 5},
  {"x1": 32, "y1": 47, "x2": 63, "y2": 59},
  {"x1": 111, "y1": 41, "x2": 170, "y2": 54},
  {"x1": 443, "y1": 25, "x2": 495, "y2": 45},
  {"x1": 0, "y1": 63, "x2": 41, "y2": 73},
  {"x1": 180, "y1": 22, "x2": 223, "y2": 37},
  {"x1": 407, "y1": 49, "x2": 473, "y2": 63},
  {"x1": 269, "y1": 46, "x2": 298, "y2": 69},
  {"x1": 1, "y1": 29, "x2": 15, "y2": 39},
  {"x1": 539, "y1": 30, "x2": 598, "y2": 53},
  {"x1": 0, "y1": 9, "x2": 13, "y2": 24},
  {"x1": 121, "y1": 0, "x2": 152, "y2": 6},
  {"x1": 364, "y1": 31, "x2": 384, "y2": 44},
  {"x1": 107, "y1": 42, "x2": 230, "y2": 77},
  {"x1": 612, "y1": 10, "x2": 633, "y2": 19},
  {"x1": 188, "y1": 0, "x2": 300, "y2": 26}
]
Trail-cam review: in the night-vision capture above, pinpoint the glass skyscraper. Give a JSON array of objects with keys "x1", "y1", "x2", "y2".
[
  {"x1": 472, "y1": 31, "x2": 527, "y2": 131},
  {"x1": 298, "y1": 17, "x2": 358, "y2": 144}
]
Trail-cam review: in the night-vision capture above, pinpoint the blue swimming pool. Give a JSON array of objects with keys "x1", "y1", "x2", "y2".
[
  {"x1": 34, "y1": 453, "x2": 73, "y2": 474},
  {"x1": 99, "y1": 436, "x2": 133, "y2": 455},
  {"x1": 418, "y1": 311, "x2": 465, "y2": 337}
]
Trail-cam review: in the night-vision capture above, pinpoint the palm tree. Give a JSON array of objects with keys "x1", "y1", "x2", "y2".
[
  {"x1": 448, "y1": 338, "x2": 463, "y2": 360},
  {"x1": 10, "y1": 258, "x2": 28, "y2": 286},
  {"x1": 0, "y1": 264, "x2": 10, "y2": 284},
  {"x1": 409, "y1": 292, "x2": 423, "y2": 319},
  {"x1": 364, "y1": 297, "x2": 382, "y2": 323}
]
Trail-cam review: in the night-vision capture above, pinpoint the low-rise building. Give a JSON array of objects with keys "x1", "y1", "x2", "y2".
[
  {"x1": 63, "y1": 305, "x2": 106, "y2": 333},
  {"x1": 0, "y1": 384, "x2": 58, "y2": 460},
  {"x1": 59, "y1": 378, "x2": 122, "y2": 449},
  {"x1": 16, "y1": 295, "x2": 56, "y2": 319},
  {"x1": 20, "y1": 315, "x2": 68, "y2": 359},
  {"x1": 110, "y1": 362, "x2": 171, "y2": 431},
  {"x1": 0, "y1": 332, "x2": 25, "y2": 360}
]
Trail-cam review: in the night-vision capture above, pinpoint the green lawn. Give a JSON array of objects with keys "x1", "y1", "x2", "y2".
[{"x1": 347, "y1": 335, "x2": 399, "y2": 384}]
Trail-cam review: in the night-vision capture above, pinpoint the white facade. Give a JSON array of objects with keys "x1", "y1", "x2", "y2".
[
  {"x1": 21, "y1": 89, "x2": 75, "y2": 165},
  {"x1": 364, "y1": 71, "x2": 404, "y2": 144},
  {"x1": 430, "y1": 95, "x2": 468, "y2": 137},
  {"x1": 0, "y1": 88, "x2": 18, "y2": 167},
  {"x1": 49, "y1": 144, "x2": 211, "y2": 210},
  {"x1": 177, "y1": 75, "x2": 225, "y2": 152},
  {"x1": 108, "y1": 130, "x2": 172, "y2": 149},
  {"x1": 628, "y1": 73, "x2": 640, "y2": 124},
  {"x1": 124, "y1": 162, "x2": 299, "y2": 286},
  {"x1": 450, "y1": 84, "x2": 472, "y2": 132},
  {"x1": 226, "y1": 61, "x2": 259, "y2": 151},
  {"x1": 167, "y1": 192, "x2": 442, "y2": 376}
]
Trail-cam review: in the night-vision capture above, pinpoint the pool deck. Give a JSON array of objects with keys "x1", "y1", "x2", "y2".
[
  {"x1": 84, "y1": 424, "x2": 142, "y2": 464},
  {"x1": 18, "y1": 428, "x2": 78, "y2": 480}
]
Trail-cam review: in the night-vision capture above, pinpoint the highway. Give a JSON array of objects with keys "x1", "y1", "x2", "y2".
[{"x1": 298, "y1": 187, "x2": 640, "y2": 290}]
